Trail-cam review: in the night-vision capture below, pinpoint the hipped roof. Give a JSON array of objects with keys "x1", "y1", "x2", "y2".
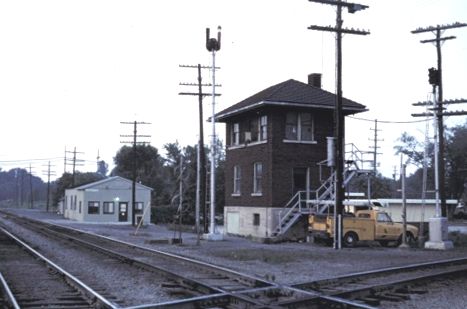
[{"x1": 215, "y1": 79, "x2": 367, "y2": 122}]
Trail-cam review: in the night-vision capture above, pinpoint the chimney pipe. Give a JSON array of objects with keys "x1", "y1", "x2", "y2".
[{"x1": 308, "y1": 73, "x2": 322, "y2": 88}]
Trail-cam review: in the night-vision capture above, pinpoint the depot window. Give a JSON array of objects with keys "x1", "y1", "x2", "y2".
[
  {"x1": 103, "y1": 202, "x2": 115, "y2": 214},
  {"x1": 135, "y1": 202, "x2": 144, "y2": 214},
  {"x1": 88, "y1": 201, "x2": 100, "y2": 214}
]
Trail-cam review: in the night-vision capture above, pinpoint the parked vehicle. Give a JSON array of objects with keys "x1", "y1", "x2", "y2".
[{"x1": 309, "y1": 209, "x2": 419, "y2": 247}]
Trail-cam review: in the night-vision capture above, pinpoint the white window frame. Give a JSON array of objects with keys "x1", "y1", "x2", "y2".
[
  {"x1": 284, "y1": 112, "x2": 315, "y2": 143},
  {"x1": 252, "y1": 162, "x2": 263, "y2": 196},
  {"x1": 233, "y1": 165, "x2": 241, "y2": 196},
  {"x1": 259, "y1": 115, "x2": 267, "y2": 141},
  {"x1": 135, "y1": 202, "x2": 144, "y2": 214},
  {"x1": 231, "y1": 123, "x2": 240, "y2": 145},
  {"x1": 88, "y1": 201, "x2": 100, "y2": 214},
  {"x1": 103, "y1": 201, "x2": 115, "y2": 214}
]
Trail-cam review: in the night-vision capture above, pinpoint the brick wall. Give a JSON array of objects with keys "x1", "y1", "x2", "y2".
[{"x1": 224, "y1": 106, "x2": 333, "y2": 209}]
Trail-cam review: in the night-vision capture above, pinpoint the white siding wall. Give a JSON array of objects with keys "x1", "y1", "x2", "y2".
[{"x1": 64, "y1": 178, "x2": 151, "y2": 224}]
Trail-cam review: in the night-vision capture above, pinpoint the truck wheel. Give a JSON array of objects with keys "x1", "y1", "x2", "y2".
[
  {"x1": 343, "y1": 232, "x2": 359, "y2": 247},
  {"x1": 379, "y1": 240, "x2": 389, "y2": 247},
  {"x1": 406, "y1": 232, "x2": 416, "y2": 245},
  {"x1": 397, "y1": 233, "x2": 415, "y2": 246}
]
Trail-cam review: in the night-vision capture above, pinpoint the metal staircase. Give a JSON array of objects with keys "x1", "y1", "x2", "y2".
[{"x1": 271, "y1": 143, "x2": 374, "y2": 239}]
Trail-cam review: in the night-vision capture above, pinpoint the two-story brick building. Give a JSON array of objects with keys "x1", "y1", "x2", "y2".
[{"x1": 215, "y1": 74, "x2": 366, "y2": 240}]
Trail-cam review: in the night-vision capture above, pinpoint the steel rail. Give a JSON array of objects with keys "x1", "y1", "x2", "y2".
[
  {"x1": 13, "y1": 220, "x2": 223, "y2": 296},
  {"x1": 0, "y1": 271, "x2": 20, "y2": 309},
  {"x1": 11, "y1": 213, "x2": 273, "y2": 290},
  {"x1": 0, "y1": 227, "x2": 118, "y2": 309},
  {"x1": 331, "y1": 266, "x2": 467, "y2": 299},
  {"x1": 293, "y1": 256, "x2": 467, "y2": 291},
  {"x1": 51, "y1": 221, "x2": 375, "y2": 309},
  {"x1": 287, "y1": 257, "x2": 467, "y2": 307},
  {"x1": 122, "y1": 294, "x2": 230, "y2": 309},
  {"x1": 48, "y1": 221, "x2": 272, "y2": 289},
  {"x1": 4, "y1": 210, "x2": 458, "y2": 309},
  {"x1": 3, "y1": 214, "x2": 279, "y2": 308}
]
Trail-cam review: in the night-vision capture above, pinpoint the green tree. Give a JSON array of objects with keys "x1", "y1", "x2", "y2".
[
  {"x1": 347, "y1": 173, "x2": 396, "y2": 199},
  {"x1": 446, "y1": 123, "x2": 467, "y2": 200},
  {"x1": 112, "y1": 144, "x2": 168, "y2": 205},
  {"x1": 52, "y1": 172, "x2": 104, "y2": 206},
  {"x1": 394, "y1": 132, "x2": 428, "y2": 168}
]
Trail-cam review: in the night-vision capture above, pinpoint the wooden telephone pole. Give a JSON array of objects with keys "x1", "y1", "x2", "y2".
[
  {"x1": 121, "y1": 121, "x2": 151, "y2": 226},
  {"x1": 308, "y1": 0, "x2": 369, "y2": 249},
  {"x1": 179, "y1": 64, "x2": 221, "y2": 235},
  {"x1": 411, "y1": 22, "x2": 467, "y2": 218}
]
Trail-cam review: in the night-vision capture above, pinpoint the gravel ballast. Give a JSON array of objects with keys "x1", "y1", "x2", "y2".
[{"x1": 2, "y1": 208, "x2": 467, "y2": 308}]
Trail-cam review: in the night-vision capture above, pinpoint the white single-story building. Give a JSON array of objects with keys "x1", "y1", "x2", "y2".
[
  {"x1": 376, "y1": 199, "x2": 460, "y2": 223},
  {"x1": 63, "y1": 176, "x2": 153, "y2": 224}
]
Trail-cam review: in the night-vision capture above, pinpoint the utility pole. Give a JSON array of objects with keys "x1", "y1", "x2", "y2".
[
  {"x1": 308, "y1": 0, "x2": 369, "y2": 249},
  {"x1": 204, "y1": 26, "x2": 223, "y2": 241},
  {"x1": 367, "y1": 119, "x2": 382, "y2": 200},
  {"x1": 42, "y1": 161, "x2": 56, "y2": 212},
  {"x1": 369, "y1": 119, "x2": 382, "y2": 175},
  {"x1": 19, "y1": 169, "x2": 24, "y2": 207},
  {"x1": 179, "y1": 63, "x2": 221, "y2": 235},
  {"x1": 411, "y1": 22, "x2": 467, "y2": 218},
  {"x1": 400, "y1": 160, "x2": 408, "y2": 248},
  {"x1": 65, "y1": 147, "x2": 84, "y2": 187},
  {"x1": 28, "y1": 164, "x2": 34, "y2": 209},
  {"x1": 121, "y1": 121, "x2": 151, "y2": 226},
  {"x1": 178, "y1": 156, "x2": 184, "y2": 243}
]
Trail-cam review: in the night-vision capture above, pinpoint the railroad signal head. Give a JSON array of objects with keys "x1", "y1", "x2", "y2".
[
  {"x1": 206, "y1": 26, "x2": 221, "y2": 52},
  {"x1": 428, "y1": 67, "x2": 440, "y2": 86}
]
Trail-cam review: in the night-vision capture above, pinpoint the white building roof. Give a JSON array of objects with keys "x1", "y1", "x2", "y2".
[{"x1": 72, "y1": 176, "x2": 153, "y2": 191}]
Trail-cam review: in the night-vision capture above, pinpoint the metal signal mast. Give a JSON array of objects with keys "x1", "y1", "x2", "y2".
[{"x1": 204, "y1": 26, "x2": 223, "y2": 240}]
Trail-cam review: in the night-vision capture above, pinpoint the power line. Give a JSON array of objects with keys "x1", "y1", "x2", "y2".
[
  {"x1": 65, "y1": 147, "x2": 84, "y2": 187},
  {"x1": 0, "y1": 157, "x2": 63, "y2": 164},
  {"x1": 348, "y1": 115, "x2": 432, "y2": 124}
]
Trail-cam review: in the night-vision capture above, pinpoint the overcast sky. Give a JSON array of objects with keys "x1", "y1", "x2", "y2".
[{"x1": 0, "y1": 0, "x2": 466, "y2": 181}]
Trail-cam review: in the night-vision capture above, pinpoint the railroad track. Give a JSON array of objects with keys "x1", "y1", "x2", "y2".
[
  {"x1": 2, "y1": 210, "x2": 465, "y2": 308},
  {"x1": 292, "y1": 257, "x2": 467, "y2": 308},
  {"x1": 0, "y1": 227, "x2": 117, "y2": 309},
  {"x1": 0, "y1": 211, "x2": 375, "y2": 308}
]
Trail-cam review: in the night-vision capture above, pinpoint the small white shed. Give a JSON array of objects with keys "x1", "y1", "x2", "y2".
[{"x1": 63, "y1": 176, "x2": 153, "y2": 224}]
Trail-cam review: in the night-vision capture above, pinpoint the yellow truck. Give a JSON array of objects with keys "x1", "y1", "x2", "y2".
[{"x1": 309, "y1": 209, "x2": 419, "y2": 247}]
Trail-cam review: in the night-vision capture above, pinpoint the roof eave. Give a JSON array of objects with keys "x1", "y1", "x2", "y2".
[{"x1": 215, "y1": 100, "x2": 366, "y2": 122}]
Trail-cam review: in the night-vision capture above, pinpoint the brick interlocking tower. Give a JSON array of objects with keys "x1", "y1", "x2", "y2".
[{"x1": 215, "y1": 74, "x2": 366, "y2": 240}]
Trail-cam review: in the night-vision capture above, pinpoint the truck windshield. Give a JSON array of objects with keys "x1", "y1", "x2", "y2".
[{"x1": 377, "y1": 212, "x2": 392, "y2": 223}]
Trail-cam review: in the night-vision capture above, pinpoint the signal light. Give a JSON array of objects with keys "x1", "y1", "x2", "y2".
[{"x1": 428, "y1": 67, "x2": 440, "y2": 86}]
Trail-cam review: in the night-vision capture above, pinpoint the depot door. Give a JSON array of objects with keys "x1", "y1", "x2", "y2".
[{"x1": 119, "y1": 202, "x2": 128, "y2": 222}]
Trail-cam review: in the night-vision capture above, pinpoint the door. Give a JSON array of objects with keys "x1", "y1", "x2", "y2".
[
  {"x1": 226, "y1": 212, "x2": 240, "y2": 234},
  {"x1": 375, "y1": 212, "x2": 399, "y2": 240},
  {"x1": 293, "y1": 168, "x2": 308, "y2": 194},
  {"x1": 119, "y1": 202, "x2": 128, "y2": 222}
]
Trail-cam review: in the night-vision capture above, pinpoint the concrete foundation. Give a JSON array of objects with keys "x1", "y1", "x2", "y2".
[
  {"x1": 424, "y1": 217, "x2": 453, "y2": 250},
  {"x1": 203, "y1": 233, "x2": 224, "y2": 241}
]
